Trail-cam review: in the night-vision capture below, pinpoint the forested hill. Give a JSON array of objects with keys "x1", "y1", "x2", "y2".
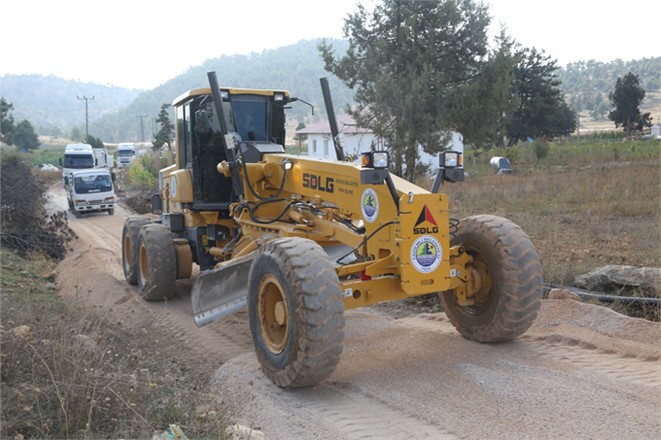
[
  {"x1": 103, "y1": 39, "x2": 353, "y2": 142},
  {"x1": 0, "y1": 74, "x2": 141, "y2": 138},
  {"x1": 557, "y1": 57, "x2": 661, "y2": 117},
  {"x1": 1, "y1": 40, "x2": 659, "y2": 143}
]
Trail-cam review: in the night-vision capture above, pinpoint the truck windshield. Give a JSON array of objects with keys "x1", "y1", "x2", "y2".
[
  {"x1": 64, "y1": 154, "x2": 94, "y2": 168},
  {"x1": 74, "y1": 175, "x2": 112, "y2": 194},
  {"x1": 118, "y1": 150, "x2": 135, "y2": 157}
]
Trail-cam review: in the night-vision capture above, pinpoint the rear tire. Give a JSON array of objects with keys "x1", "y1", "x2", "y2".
[
  {"x1": 441, "y1": 215, "x2": 542, "y2": 342},
  {"x1": 137, "y1": 223, "x2": 177, "y2": 301},
  {"x1": 121, "y1": 217, "x2": 151, "y2": 285},
  {"x1": 248, "y1": 237, "x2": 345, "y2": 388}
]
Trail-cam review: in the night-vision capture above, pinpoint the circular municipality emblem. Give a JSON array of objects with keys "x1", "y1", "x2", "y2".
[
  {"x1": 170, "y1": 176, "x2": 177, "y2": 198},
  {"x1": 410, "y1": 235, "x2": 442, "y2": 273},
  {"x1": 361, "y1": 188, "x2": 379, "y2": 223}
]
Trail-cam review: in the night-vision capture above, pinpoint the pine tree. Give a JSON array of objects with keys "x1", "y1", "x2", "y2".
[
  {"x1": 1, "y1": 98, "x2": 16, "y2": 145},
  {"x1": 13, "y1": 120, "x2": 40, "y2": 151},
  {"x1": 153, "y1": 104, "x2": 174, "y2": 153},
  {"x1": 319, "y1": 0, "x2": 490, "y2": 181},
  {"x1": 505, "y1": 48, "x2": 576, "y2": 145},
  {"x1": 608, "y1": 72, "x2": 652, "y2": 137}
]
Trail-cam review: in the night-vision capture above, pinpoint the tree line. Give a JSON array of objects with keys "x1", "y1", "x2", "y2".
[
  {"x1": 320, "y1": 0, "x2": 576, "y2": 180},
  {"x1": 318, "y1": 0, "x2": 655, "y2": 180}
]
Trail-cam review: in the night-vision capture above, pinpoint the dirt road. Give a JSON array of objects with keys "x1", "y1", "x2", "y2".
[{"x1": 51, "y1": 186, "x2": 661, "y2": 439}]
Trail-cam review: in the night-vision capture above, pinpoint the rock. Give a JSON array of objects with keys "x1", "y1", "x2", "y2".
[
  {"x1": 547, "y1": 288, "x2": 582, "y2": 301},
  {"x1": 11, "y1": 325, "x2": 32, "y2": 340},
  {"x1": 574, "y1": 265, "x2": 661, "y2": 294},
  {"x1": 226, "y1": 424, "x2": 265, "y2": 440}
]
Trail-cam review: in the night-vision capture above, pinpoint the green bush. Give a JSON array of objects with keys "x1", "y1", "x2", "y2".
[{"x1": 127, "y1": 159, "x2": 157, "y2": 188}]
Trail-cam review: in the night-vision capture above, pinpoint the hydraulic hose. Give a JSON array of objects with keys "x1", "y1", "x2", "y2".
[{"x1": 545, "y1": 284, "x2": 661, "y2": 307}]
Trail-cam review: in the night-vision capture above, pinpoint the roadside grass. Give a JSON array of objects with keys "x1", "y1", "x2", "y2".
[{"x1": 0, "y1": 249, "x2": 230, "y2": 439}]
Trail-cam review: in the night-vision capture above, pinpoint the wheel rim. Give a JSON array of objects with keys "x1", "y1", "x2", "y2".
[
  {"x1": 464, "y1": 248, "x2": 493, "y2": 315},
  {"x1": 138, "y1": 242, "x2": 148, "y2": 285},
  {"x1": 257, "y1": 274, "x2": 290, "y2": 354}
]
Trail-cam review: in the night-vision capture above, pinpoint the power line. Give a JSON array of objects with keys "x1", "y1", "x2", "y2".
[{"x1": 136, "y1": 114, "x2": 148, "y2": 143}]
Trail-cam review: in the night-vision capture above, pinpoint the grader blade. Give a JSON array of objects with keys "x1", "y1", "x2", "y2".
[{"x1": 191, "y1": 254, "x2": 253, "y2": 327}]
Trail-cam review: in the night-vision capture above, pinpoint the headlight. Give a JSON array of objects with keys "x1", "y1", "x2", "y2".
[
  {"x1": 75, "y1": 199, "x2": 87, "y2": 206},
  {"x1": 361, "y1": 151, "x2": 389, "y2": 169},
  {"x1": 441, "y1": 151, "x2": 462, "y2": 168},
  {"x1": 103, "y1": 196, "x2": 115, "y2": 203},
  {"x1": 373, "y1": 151, "x2": 389, "y2": 168}
]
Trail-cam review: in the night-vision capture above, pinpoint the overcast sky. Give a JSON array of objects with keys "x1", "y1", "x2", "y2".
[{"x1": 2, "y1": 0, "x2": 659, "y2": 90}]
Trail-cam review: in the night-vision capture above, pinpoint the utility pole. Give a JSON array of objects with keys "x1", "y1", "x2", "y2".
[
  {"x1": 136, "y1": 114, "x2": 148, "y2": 143},
  {"x1": 77, "y1": 95, "x2": 94, "y2": 140}
]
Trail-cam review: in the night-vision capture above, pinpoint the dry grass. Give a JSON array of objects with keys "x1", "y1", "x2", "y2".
[
  {"x1": 0, "y1": 250, "x2": 229, "y2": 439},
  {"x1": 438, "y1": 141, "x2": 660, "y2": 289}
]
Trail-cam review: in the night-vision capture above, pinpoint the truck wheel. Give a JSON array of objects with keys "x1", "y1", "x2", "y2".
[
  {"x1": 137, "y1": 224, "x2": 177, "y2": 301},
  {"x1": 441, "y1": 215, "x2": 542, "y2": 342},
  {"x1": 73, "y1": 211, "x2": 82, "y2": 219},
  {"x1": 108, "y1": 208, "x2": 114, "y2": 216},
  {"x1": 248, "y1": 237, "x2": 345, "y2": 388},
  {"x1": 121, "y1": 217, "x2": 151, "y2": 285}
]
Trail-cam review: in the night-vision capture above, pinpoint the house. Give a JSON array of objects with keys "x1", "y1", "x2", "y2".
[
  {"x1": 651, "y1": 124, "x2": 660, "y2": 139},
  {"x1": 295, "y1": 114, "x2": 464, "y2": 172},
  {"x1": 295, "y1": 114, "x2": 377, "y2": 160}
]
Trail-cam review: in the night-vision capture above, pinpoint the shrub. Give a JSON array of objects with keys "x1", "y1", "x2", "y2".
[
  {"x1": 0, "y1": 152, "x2": 75, "y2": 260},
  {"x1": 532, "y1": 139, "x2": 550, "y2": 160},
  {"x1": 127, "y1": 158, "x2": 156, "y2": 188}
]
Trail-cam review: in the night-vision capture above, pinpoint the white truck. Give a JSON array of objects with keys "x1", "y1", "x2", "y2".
[
  {"x1": 93, "y1": 147, "x2": 114, "y2": 170},
  {"x1": 62, "y1": 143, "x2": 95, "y2": 187},
  {"x1": 67, "y1": 168, "x2": 116, "y2": 218},
  {"x1": 116, "y1": 143, "x2": 137, "y2": 169}
]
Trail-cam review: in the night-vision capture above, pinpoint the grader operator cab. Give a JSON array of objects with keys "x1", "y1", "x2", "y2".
[{"x1": 121, "y1": 72, "x2": 543, "y2": 388}]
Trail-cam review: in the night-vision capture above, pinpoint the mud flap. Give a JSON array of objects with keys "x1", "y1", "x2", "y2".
[{"x1": 191, "y1": 254, "x2": 253, "y2": 327}]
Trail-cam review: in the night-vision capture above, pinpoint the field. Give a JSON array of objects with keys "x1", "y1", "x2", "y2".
[{"x1": 442, "y1": 142, "x2": 660, "y2": 284}]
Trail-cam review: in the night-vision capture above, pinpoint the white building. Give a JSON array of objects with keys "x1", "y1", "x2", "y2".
[
  {"x1": 651, "y1": 124, "x2": 660, "y2": 139},
  {"x1": 296, "y1": 114, "x2": 376, "y2": 160},
  {"x1": 296, "y1": 114, "x2": 463, "y2": 172}
]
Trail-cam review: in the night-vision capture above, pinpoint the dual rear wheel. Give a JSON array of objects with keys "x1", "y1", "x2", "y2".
[{"x1": 121, "y1": 218, "x2": 179, "y2": 301}]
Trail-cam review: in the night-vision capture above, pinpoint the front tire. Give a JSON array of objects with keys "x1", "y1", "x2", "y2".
[
  {"x1": 121, "y1": 217, "x2": 151, "y2": 285},
  {"x1": 441, "y1": 215, "x2": 542, "y2": 342},
  {"x1": 248, "y1": 237, "x2": 345, "y2": 388},
  {"x1": 137, "y1": 223, "x2": 177, "y2": 301}
]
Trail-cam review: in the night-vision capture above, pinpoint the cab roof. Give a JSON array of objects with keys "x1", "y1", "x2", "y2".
[{"x1": 173, "y1": 87, "x2": 290, "y2": 107}]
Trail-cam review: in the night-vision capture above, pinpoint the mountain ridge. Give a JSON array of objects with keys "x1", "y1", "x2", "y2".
[{"x1": 2, "y1": 40, "x2": 659, "y2": 142}]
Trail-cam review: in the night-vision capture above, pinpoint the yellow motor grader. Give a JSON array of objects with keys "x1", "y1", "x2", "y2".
[{"x1": 121, "y1": 72, "x2": 542, "y2": 388}]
